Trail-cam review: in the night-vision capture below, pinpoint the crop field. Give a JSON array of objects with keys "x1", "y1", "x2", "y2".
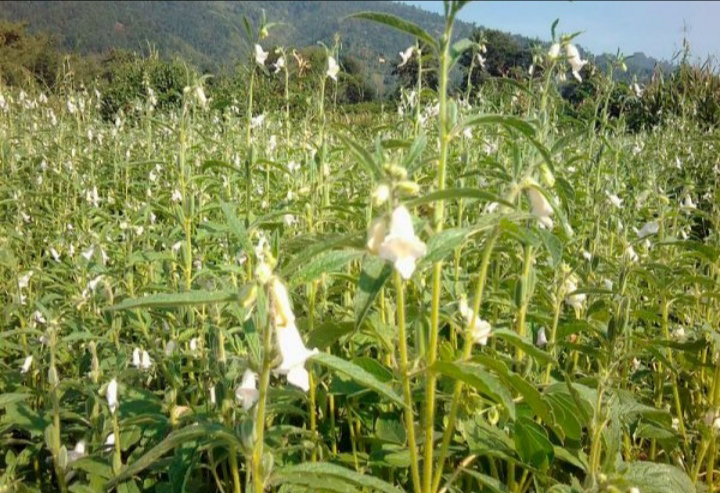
[{"x1": 1, "y1": 3, "x2": 720, "y2": 493}]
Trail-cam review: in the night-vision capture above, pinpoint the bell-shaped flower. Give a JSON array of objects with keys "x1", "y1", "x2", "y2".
[
  {"x1": 235, "y1": 369, "x2": 259, "y2": 411},
  {"x1": 623, "y1": 245, "x2": 639, "y2": 263},
  {"x1": 251, "y1": 114, "x2": 265, "y2": 128},
  {"x1": 107, "y1": 378, "x2": 118, "y2": 415},
  {"x1": 637, "y1": 221, "x2": 659, "y2": 239},
  {"x1": 565, "y1": 44, "x2": 587, "y2": 82},
  {"x1": 458, "y1": 298, "x2": 492, "y2": 346},
  {"x1": 527, "y1": 186, "x2": 554, "y2": 229},
  {"x1": 377, "y1": 205, "x2": 427, "y2": 280},
  {"x1": 273, "y1": 55, "x2": 285, "y2": 74},
  {"x1": 105, "y1": 433, "x2": 115, "y2": 448},
  {"x1": 132, "y1": 347, "x2": 153, "y2": 370},
  {"x1": 21, "y1": 355, "x2": 33, "y2": 374},
  {"x1": 632, "y1": 83, "x2": 644, "y2": 98},
  {"x1": 682, "y1": 195, "x2": 696, "y2": 210},
  {"x1": 536, "y1": 327, "x2": 548, "y2": 348},
  {"x1": 366, "y1": 218, "x2": 387, "y2": 254},
  {"x1": 66, "y1": 440, "x2": 86, "y2": 466},
  {"x1": 398, "y1": 46, "x2": 414, "y2": 67},
  {"x1": 548, "y1": 42, "x2": 561, "y2": 59},
  {"x1": 254, "y1": 44, "x2": 268, "y2": 66},
  {"x1": 275, "y1": 321, "x2": 319, "y2": 392},
  {"x1": 326, "y1": 56, "x2": 340, "y2": 81},
  {"x1": 372, "y1": 183, "x2": 390, "y2": 207},
  {"x1": 475, "y1": 53, "x2": 486, "y2": 69},
  {"x1": 606, "y1": 191, "x2": 623, "y2": 208},
  {"x1": 563, "y1": 276, "x2": 586, "y2": 311}
]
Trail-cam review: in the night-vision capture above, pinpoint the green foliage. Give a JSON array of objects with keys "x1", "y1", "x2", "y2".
[{"x1": 0, "y1": 20, "x2": 60, "y2": 89}]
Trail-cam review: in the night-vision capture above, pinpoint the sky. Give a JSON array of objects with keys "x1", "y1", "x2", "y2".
[{"x1": 399, "y1": 1, "x2": 720, "y2": 63}]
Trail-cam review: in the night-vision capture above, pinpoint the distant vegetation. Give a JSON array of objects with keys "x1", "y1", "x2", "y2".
[{"x1": 0, "y1": 1, "x2": 717, "y2": 131}]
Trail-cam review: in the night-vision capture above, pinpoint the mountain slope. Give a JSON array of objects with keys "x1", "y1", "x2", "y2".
[{"x1": 0, "y1": 1, "x2": 670, "y2": 85}]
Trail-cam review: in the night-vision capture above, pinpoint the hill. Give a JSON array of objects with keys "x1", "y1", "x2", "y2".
[{"x1": 0, "y1": 1, "x2": 671, "y2": 90}]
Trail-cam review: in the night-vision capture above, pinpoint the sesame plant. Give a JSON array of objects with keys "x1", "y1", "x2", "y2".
[{"x1": 1, "y1": 2, "x2": 720, "y2": 493}]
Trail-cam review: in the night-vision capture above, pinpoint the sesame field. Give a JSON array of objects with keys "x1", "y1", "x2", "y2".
[{"x1": 2, "y1": 4, "x2": 720, "y2": 493}]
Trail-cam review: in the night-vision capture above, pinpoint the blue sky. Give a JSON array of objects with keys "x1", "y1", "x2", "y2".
[{"x1": 399, "y1": 1, "x2": 720, "y2": 63}]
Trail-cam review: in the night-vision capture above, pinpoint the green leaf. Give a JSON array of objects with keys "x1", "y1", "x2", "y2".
[
  {"x1": 514, "y1": 416, "x2": 554, "y2": 471},
  {"x1": 289, "y1": 250, "x2": 364, "y2": 286},
  {"x1": 310, "y1": 353, "x2": 405, "y2": 409},
  {"x1": 461, "y1": 470, "x2": 511, "y2": 493},
  {"x1": 405, "y1": 188, "x2": 513, "y2": 209},
  {"x1": 432, "y1": 361, "x2": 516, "y2": 419},
  {"x1": 220, "y1": 202, "x2": 253, "y2": 253},
  {"x1": 306, "y1": 321, "x2": 355, "y2": 350},
  {"x1": 346, "y1": 12, "x2": 438, "y2": 52},
  {"x1": 105, "y1": 424, "x2": 244, "y2": 489},
  {"x1": 108, "y1": 290, "x2": 242, "y2": 311},
  {"x1": 273, "y1": 462, "x2": 404, "y2": 493},
  {"x1": 337, "y1": 134, "x2": 383, "y2": 179},
  {"x1": 401, "y1": 133, "x2": 427, "y2": 173},
  {"x1": 493, "y1": 329, "x2": 554, "y2": 366},
  {"x1": 280, "y1": 232, "x2": 364, "y2": 279},
  {"x1": 0, "y1": 393, "x2": 30, "y2": 409},
  {"x1": 421, "y1": 227, "x2": 477, "y2": 266},
  {"x1": 459, "y1": 114, "x2": 536, "y2": 138},
  {"x1": 354, "y1": 256, "x2": 393, "y2": 330},
  {"x1": 618, "y1": 461, "x2": 694, "y2": 493}
]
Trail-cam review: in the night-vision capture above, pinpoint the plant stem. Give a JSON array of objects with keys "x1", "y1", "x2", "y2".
[
  {"x1": 423, "y1": 17, "x2": 453, "y2": 493},
  {"x1": 395, "y1": 272, "x2": 422, "y2": 493}
]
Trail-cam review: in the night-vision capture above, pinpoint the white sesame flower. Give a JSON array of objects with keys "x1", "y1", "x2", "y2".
[
  {"x1": 603, "y1": 279, "x2": 614, "y2": 291},
  {"x1": 377, "y1": 205, "x2": 427, "y2": 280},
  {"x1": 209, "y1": 385, "x2": 216, "y2": 405},
  {"x1": 458, "y1": 298, "x2": 492, "y2": 345},
  {"x1": 18, "y1": 271, "x2": 33, "y2": 289},
  {"x1": 287, "y1": 160, "x2": 300, "y2": 172},
  {"x1": 624, "y1": 245, "x2": 639, "y2": 263},
  {"x1": 50, "y1": 247, "x2": 61, "y2": 262},
  {"x1": 637, "y1": 221, "x2": 659, "y2": 239},
  {"x1": 171, "y1": 189, "x2": 182, "y2": 203},
  {"x1": 194, "y1": 86, "x2": 208, "y2": 109},
  {"x1": 273, "y1": 56, "x2": 285, "y2": 74},
  {"x1": 672, "y1": 327, "x2": 685, "y2": 340},
  {"x1": 275, "y1": 322, "x2": 319, "y2": 392},
  {"x1": 475, "y1": 53, "x2": 486, "y2": 69},
  {"x1": 107, "y1": 378, "x2": 118, "y2": 414},
  {"x1": 189, "y1": 337, "x2": 199, "y2": 353},
  {"x1": 33, "y1": 310, "x2": 46, "y2": 325},
  {"x1": 21, "y1": 355, "x2": 33, "y2": 374},
  {"x1": 105, "y1": 433, "x2": 115, "y2": 447},
  {"x1": 682, "y1": 195, "x2": 696, "y2": 210},
  {"x1": 66, "y1": 441, "x2": 86, "y2": 465},
  {"x1": 251, "y1": 114, "x2": 265, "y2": 128},
  {"x1": 372, "y1": 184, "x2": 391, "y2": 206},
  {"x1": 366, "y1": 218, "x2": 387, "y2": 254},
  {"x1": 548, "y1": 43, "x2": 561, "y2": 59},
  {"x1": 235, "y1": 369, "x2": 259, "y2": 411},
  {"x1": 606, "y1": 191, "x2": 623, "y2": 208},
  {"x1": 564, "y1": 276, "x2": 586, "y2": 311},
  {"x1": 132, "y1": 348, "x2": 153, "y2": 370},
  {"x1": 582, "y1": 250, "x2": 592, "y2": 261},
  {"x1": 326, "y1": 56, "x2": 340, "y2": 81},
  {"x1": 632, "y1": 83, "x2": 643, "y2": 98},
  {"x1": 254, "y1": 44, "x2": 268, "y2": 66},
  {"x1": 536, "y1": 327, "x2": 548, "y2": 348},
  {"x1": 398, "y1": 46, "x2": 414, "y2": 67},
  {"x1": 527, "y1": 186, "x2": 554, "y2": 229},
  {"x1": 164, "y1": 340, "x2": 177, "y2": 356},
  {"x1": 565, "y1": 44, "x2": 587, "y2": 82}
]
